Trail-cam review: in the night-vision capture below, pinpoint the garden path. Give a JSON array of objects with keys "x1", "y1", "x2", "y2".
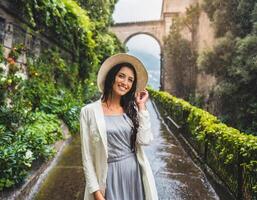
[{"x1": 33, "y1": 100, "x2": 219, "y2": 200}]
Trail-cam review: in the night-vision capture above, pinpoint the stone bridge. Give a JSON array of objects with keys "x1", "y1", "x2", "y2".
[
  {"x1": 110, "y1": 0, "x2": 194, "y2": 91},
  {"x1": 110, "y1": 0, "x2": 215, "y2": 95},
  {"x1": 110, "y1": 20, "x2": 164, "y2": 49}
]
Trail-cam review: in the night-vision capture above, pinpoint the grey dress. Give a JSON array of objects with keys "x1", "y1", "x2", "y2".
[{"x1": 104, "y1": 113, "x2": 145, "y2": 200}]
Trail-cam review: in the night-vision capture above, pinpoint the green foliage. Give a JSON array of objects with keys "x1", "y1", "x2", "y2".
[
  {"x1": 0, "y1": 104, "x2": 27, "y2": 133},
  {"x1": 1, "y1": 0, "x2": 122, "y2": 191},
  {"x1": 200, "y1": 0, "x2": 257, "y2": 137},
  {"x1": 19, "y1": 112, "x2": 63, "y2": 159},
  {"x1": 0, "y1": 44, "x2": 25, "y2": 105},
  {"x1": 0, "y1": 132, "x2": 34, "y2": 190},
  {"x1": 198, "y1": 33, "x2": 257, "y2": 135},
  {"x1": 8, "y1": 44, "x2": 25, "y2": 60},
  {"x1": 75, "y1": 0, "x2": 118, "y2": 30},
  {"x1": 94, "y1": 32, "x2": 124, "y2": 64},
  {"x1": 83, "y1": 72, "x2": 101, "y2": 103},
  {"x1": 182, "y1": 3, "x2": 200, "y2": 38},
  {"x1": 12, "y1": 50, "x2": 85, "y2": 134},
  {"x1": 0, "y1": 111, "x2": 62, "y2": 190},
  {"x1": 163, "y1": 4, "x2": 199, "y2": 100},
  {"x1": 0, "y1": 58, "x2": 6, "y2": 103},
  {"x1": 148, "y1": 88, "x2": 257, "y2": 199},
  {"x1": 187, "y1": 93, "x2": 205, "y2": 108},
  {"x1": 17, "y1": 0, "x2": 94, "y2": 51},
  {"x1": 164, "y1": 17, "x2": 197, "y2": 99},
  {"x1": 0, "y1": 44, "x2": 4, "y2": 63},
  {"x1": 10, "y1": 0, "x2": 124, "y2": 80},
  {"x1": 253, "y1": 4, "x2": 257, "y2": 34},
  {"x1": 26, "y1": 49, "x2": 79, "y2": 90},
  {"x1": 0, "y1": 48, "x2": 90, "y2": 190},
  {"x1": 11, "y1": 0, "x2": 97, "y2": 80},
  {"x1": 202, "y1": 0, "x2": 257, "y2": 37},
  {"x1": 0, "y1": 49, "x2": 87, "y2": 192}
]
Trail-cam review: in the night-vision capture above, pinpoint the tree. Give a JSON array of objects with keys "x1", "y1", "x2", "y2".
[
  {"x1": 164, "y1": 17, "x2": 197, "y2": 99},
  {"x1": 202, "y1": 0, "x2": 257, "y2": 37},
  {"x1": 198, "y1": 33, "x2": 257, "y2": 134},
  {"x1": 200, "y1": 0, "x2": 257, "y2": 135},
  {"x1": 75, "y1": 0, "x2": 118, "y2": 30}
]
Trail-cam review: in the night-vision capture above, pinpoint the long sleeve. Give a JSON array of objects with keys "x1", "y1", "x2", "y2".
[
  {"x1": 80, "y1": 107, "x2": 100, "y2": 194},
  {"x1": 136, "y1": 109, "x2": 154, "y2": 145}
]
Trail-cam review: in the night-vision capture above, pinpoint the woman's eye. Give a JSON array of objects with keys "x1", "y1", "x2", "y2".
[{"x1": 118, "y1": 74, "x2": 124, "y2": 78}]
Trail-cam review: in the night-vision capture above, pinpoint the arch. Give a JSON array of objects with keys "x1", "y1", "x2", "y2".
[
  {"x1": 124, "y1": 32, "x2": 163, "y2": 53},
  {"x1": 124, "y1": 33, "x2": 163, "y2": 90},
  {"x1": 111, "y1": 22, "x2": 165, "y2": 90},
  {"x1": 110, "y1": 0, "x2": 200, "y2": 92},
  {"x1": 110, "y1": 20, "x2": 164, "y2": 48}
]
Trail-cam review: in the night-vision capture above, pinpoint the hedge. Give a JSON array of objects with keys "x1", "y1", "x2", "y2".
[{"x1": 148, "y1": 88, "x2": 257, "y2": 200}]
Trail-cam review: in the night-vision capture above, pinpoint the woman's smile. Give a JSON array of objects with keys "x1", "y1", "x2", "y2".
[
  {"x1": 113, "y1": 66, "x2": 134, "y2": 96},
  {"x1": 118, "y1": 83, "x2": 128, "y2": 91}
]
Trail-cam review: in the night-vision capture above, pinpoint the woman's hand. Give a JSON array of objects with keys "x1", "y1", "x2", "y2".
[
  {"x1": 94, "y1": 190, "x2": 105, "y2": 200},
  {"x1": 135, "y1": 89, "x2": 149, "y2": 111}
]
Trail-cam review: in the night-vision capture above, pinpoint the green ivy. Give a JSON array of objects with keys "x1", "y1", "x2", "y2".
[
  {"x1": 0, "y1": 44, "x2": 4, "y2": 63},
  {"x1": 10, "y1": 0, "x2": 124, "y2": 80},
  {"x1": 0, "y1": 0, "x2": 122, "y2": 191},
  {"x1": 202, "y1": 0, "x2": 256, "y2": 37},
  {"x1": 0, "y1": 112, "x2": 62, "y2": 190}
]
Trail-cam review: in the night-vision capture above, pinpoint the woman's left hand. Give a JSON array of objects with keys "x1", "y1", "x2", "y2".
[{"x1": 135, "y1": 89, "x2": 149, "y2": 110}]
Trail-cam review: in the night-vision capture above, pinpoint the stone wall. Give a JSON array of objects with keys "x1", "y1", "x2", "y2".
[
  {"x1": 195, "y1": 1, "x2": 216, "y2": 97},
  {"x1": 0, "y1": 2, "x2": 73, "y2": 80},
  {"x1": 162, "y1": 0, "x2": 216, "y2": 100}
]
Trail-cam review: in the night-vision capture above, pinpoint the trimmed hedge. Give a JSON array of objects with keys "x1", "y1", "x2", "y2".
[{"x1": 148, "y1": 88, "x2": 257, "y2": 200}]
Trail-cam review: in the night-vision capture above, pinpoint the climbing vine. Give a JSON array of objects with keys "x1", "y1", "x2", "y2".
[{"x1": 10, "y1": 0, "x2": 123, "y2": 80}]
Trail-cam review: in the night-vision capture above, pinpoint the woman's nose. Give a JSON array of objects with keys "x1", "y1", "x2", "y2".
[{"x1": 121, "y1": 78, "x2": 129, "y2": 85}]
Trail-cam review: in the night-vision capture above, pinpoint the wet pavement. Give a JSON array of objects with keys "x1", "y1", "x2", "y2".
[
  {"x1": 32, "y1": 100, "x2": 219, "y2": 200},
  {"x1": 144, "y1": 100, "x2": 219, "y2": 200}
]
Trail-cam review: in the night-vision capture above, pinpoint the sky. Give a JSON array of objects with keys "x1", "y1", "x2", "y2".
[
  {"x1": 112, "y1": 0, "x2": 163, "y2": 23},
  {"x1": 126, "y1": 34, "x2": 160, "y2": 58}
]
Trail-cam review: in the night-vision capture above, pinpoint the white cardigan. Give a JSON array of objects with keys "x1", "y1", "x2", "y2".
[{"x1": 80, "y1": 99, "x2": 158, "y2": 200}]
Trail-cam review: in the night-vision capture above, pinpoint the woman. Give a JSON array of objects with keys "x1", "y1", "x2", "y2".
[{"x1": 80, "y1": 53, "x2": 158, "y2": 200}]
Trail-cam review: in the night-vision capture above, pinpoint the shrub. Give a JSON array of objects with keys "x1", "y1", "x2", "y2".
[
  {"x1": 148, "y1": 87, "x2": 257, "y2": 199},
  {"x1": 0, "y1": 112, "x2": 62, "y2": 190}
]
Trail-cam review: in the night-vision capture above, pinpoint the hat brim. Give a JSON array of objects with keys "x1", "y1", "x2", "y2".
[{"x1": 97, "y1": 53, "x2": 148, "y2": 93}]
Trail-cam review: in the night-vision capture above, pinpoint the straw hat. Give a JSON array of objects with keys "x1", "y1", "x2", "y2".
[{"x1": 97, "y1": 53, "x2": 148, "y2": 93}]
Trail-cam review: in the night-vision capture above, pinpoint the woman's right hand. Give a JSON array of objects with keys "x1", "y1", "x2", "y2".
[{"x1": 94, "y1": 190, "x2": 105, "y2": 200}]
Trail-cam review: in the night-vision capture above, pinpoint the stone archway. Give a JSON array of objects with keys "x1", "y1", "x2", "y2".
[
  {"x1": 110, "y1": 0, "x2": 205, "y2": 92},
  {"x1": 124, "y1": 33, "x2": 162, "y2": 90},
  {"x1": 110, "y1": 23, "x2": 165, "y2": 89},
  {"x1": 124, "y1": 32, "x2": 163, "y2": 51}
]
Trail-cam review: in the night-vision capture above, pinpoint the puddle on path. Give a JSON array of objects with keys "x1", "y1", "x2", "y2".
[
  {"x1": 144, "y1": 100, "x2": 219, "y2": 200},
  {"x1": 33, "y1": 100, "x2": 219, "y2": 200}
]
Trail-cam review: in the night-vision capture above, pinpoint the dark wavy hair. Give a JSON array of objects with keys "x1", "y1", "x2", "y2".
[{"x1": 101, "y1": 62, "x2": 139, "y2": 151}]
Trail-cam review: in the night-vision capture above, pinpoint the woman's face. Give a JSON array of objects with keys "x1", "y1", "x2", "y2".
[{"x1": 112, "y1": 66, "x2": 135, "y2": 96}]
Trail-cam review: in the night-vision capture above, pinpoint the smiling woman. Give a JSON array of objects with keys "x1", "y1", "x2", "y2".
[
  {"x1": 104, "y1": 62, "x2": 135, "y2": 99},
  {"x1": 79, "y1": 53, "x2": 158, "y2": 200}
]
